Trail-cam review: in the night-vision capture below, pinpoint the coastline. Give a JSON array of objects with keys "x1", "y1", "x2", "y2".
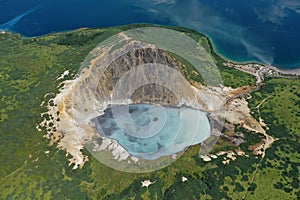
[
  {"x1": 203, "y1": 31, "x2": 300, "y2": 71},
  {"x1": 1, "y1": 24, "x2": 300, "y2": 77},
  {"x1": 267, "y1": 65, "x2": 300, "y2": 75},
  {"x1": 203, "y1": 32, "x2": 300, "y2": 77}
]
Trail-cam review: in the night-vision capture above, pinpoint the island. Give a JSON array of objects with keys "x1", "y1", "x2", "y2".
[{"x1": 0, "y1": 24, "x2": 299, "y2": 199}]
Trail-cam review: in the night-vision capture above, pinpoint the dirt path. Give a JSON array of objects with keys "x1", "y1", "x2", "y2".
[
  {"x1": 241, "y1": 88, "x2": 291, "y2": 199},
  {"x1": 242, "y1": 155, "x2": 264, "y2": 200},
  {"x1": 1, "y1": 154, "x2": 33, "y2": 181}
]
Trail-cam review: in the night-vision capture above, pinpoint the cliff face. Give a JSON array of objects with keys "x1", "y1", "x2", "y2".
[
  {"x1": 79, "y1": 43, "x2": 198, "y2": 108},
  {"x1": 103, "y1": 47, "x2": 180, "y2": 105}
]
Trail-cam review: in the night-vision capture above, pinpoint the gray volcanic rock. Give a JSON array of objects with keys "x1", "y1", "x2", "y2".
[{"x1": 85, "y1": 44, "x2": 197, "y2": 107}]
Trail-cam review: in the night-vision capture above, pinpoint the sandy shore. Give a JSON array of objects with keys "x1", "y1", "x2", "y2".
[
  {"x1": 225, "y1": 62, "x2": 300, "y2": 76},
  {"x1": 267, "y1": 65, "x2": 300, "y2": 75},
  {"x1": 224, "y1": 62, "x2": 299, "y2": 87}
]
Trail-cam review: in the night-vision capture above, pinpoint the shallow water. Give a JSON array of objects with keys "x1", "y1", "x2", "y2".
[{"x1": 92, "y1": 104, "x2": 211, "y2": 160}]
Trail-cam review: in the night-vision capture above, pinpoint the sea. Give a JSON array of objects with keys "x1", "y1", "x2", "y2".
[{"x1": 1, "y1": 0, "x2": 300, "y2": 69}]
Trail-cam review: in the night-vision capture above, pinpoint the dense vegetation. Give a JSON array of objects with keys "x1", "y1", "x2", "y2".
[
  {"x1": 0, "y1": 28, "x2": 123, "y2": 199},
  {"x1": 246, "y1": 78, "x2": 300, "y2": 199},
  {"x1": 0, "y1": 25, "x2": 298, "y2": 199}
]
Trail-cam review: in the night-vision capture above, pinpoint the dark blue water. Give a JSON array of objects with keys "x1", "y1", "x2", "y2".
[{"x1": 1, "y1": 0, "x2": 300, "y2": 69}]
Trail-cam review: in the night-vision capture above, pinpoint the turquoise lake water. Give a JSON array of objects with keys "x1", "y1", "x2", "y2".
[
  {"x1": 1, "y1": 0, "x2": 300, "y2": 69},
  {"x1": 92, "y1": 104, "x2": 211, "y2": 160}
]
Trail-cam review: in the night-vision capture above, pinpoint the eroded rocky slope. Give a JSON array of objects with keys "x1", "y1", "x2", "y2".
[{"x1": 40, "y1": 32, "x2": 268, "y2": 169}]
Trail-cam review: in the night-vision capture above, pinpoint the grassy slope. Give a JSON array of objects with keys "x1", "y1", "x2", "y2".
[
  {"x1": 245, "y1": 78, "x2": 300, "y2": 199},
  {"x1": 0, "y1": 28, "x2": 122, "y2": 199},
  {"x1": 0, "y1": 25, "x2": 298, "y2": 199}
]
